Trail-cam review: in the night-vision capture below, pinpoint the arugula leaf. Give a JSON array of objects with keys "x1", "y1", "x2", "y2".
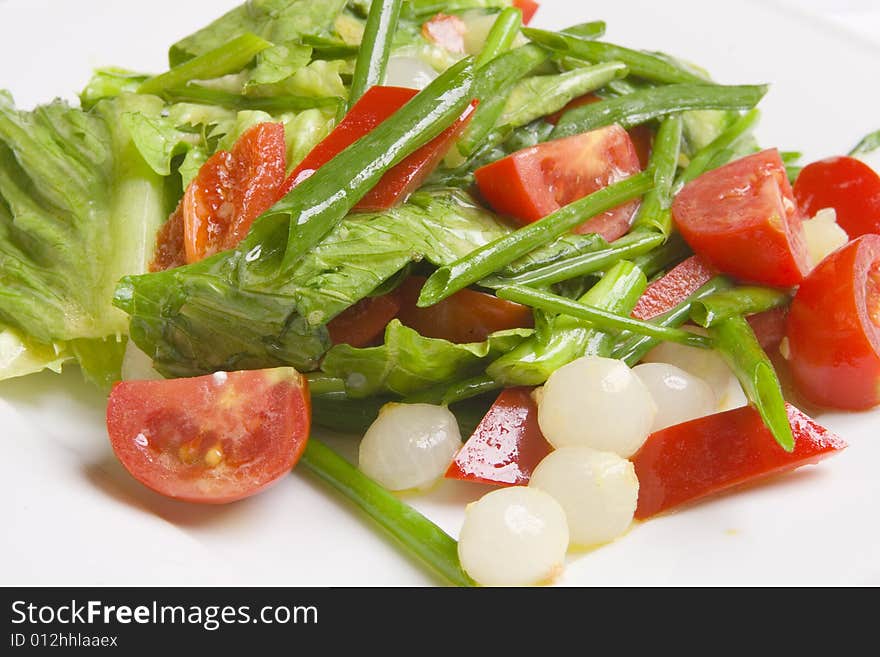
[
  {"x1": 322, "y1": 320, "x2": 531, "y2": 398},
  {"x1": 115, "y1": 191, "x2": 512, "y2": 377}
]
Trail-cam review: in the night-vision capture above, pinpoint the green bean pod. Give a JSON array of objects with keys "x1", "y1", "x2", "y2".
[
  {"x1": 348, "y1": 0, "x2": 404, "y2": 108},
  {"x1": 475, "y1": 7, "x2": 523, "y2": 69},
  {"x1": 631, "y1": 115, "x2": 683, "y2": 235},
  {"x1": 163, "y1": 85, "x2": 340, "y2": 111},
  {"x1": 676, "y1": 109, "x2": 760, "y2": 190},
  {"x1": 690, "y1": 286, "x2": 791, "y2": 328}
]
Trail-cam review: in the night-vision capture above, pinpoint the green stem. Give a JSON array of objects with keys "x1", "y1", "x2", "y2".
[
  {"x1": 418, "y1": 171, "x2": 654, "y2": 306},
  {"x1": 630, "y1": 233, "x2": 691, "y2": 279},
  {"x1": 632, "y1": 115, "x2": 683, "y2": 235},
  {"x1": 561, "y1": 21, "x2": 607, "y2": 40},
  {"x1": 163, "y1": 85, "x2": 340, "y2": 111},
  {"x1": 552, "y1": 83, "x2": 767, "y2": 139},
  {"x1": 475, "y1": 7, "x2": 523, "y2": 69},
  {"x1": 348, "y1": 0, "x2": 404, "y2": 108},
  {"x1": 138, "y1": 33, "x2": 271, "y2": 96},
  {"x1": 676, "y1": 109, "x2": 760, "y2": 189},
  {"x1": 709, "y1": 316, "x2": 795, "y2": 452},
  {"x1": 300, "y1": 439, "x2": 475, "y2": 587},
  {"x1": 690, "y1": 286, "x2": 791, "y2": 328}
]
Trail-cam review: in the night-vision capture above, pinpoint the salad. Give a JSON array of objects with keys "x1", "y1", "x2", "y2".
[{"x1": 2, "y1": 0, "x2": 879, "y2": 587}]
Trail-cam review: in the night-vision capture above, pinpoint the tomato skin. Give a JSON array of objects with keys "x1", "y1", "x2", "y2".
[
  {"x1": 513, "y1": 0, "x2": 540, "y2": 24},
  {"x1": 672, "y1": 149, "x2": 811, "y2": 288},
  {"x1": 474, "y1": 126, "x2": 643, "y2": 242},
  {"x1": 106, "y1": 368, "x2": 311, "y2": 504},
  {"x1": 747, "y1": 306, "x2": 789, "y2": 351},
  {"x1": 632, "y1": 256, "x2": 715, "y2": 320},
  {"x1": 445, "y1": 387, "x2": 552, "y2": 486},
  {"x1": 632, "y1": 403, "x2": 846, "y2": 519},
  {"x1": 326, "y1": 292, "x2": 402, "y2": 348},
  {"x1": 182, "y1": 122, "x2": 287, "y2": 264},
  {"x1": 786, "y1": 235, "x2": 880, "y2": 410},
  {"x1": 422, "y1": 13, "x2": 467, "y2": 53},
  {"x1": 396, "y1": 276, "x2": 534, "y2": 344},
  {"x1": 793, "y1": 156, "x2": 880, "y2": 239}
]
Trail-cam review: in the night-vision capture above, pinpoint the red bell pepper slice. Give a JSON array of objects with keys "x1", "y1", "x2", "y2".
[
  {"x1": 281, "y1": 85, "x2": 475, "y2": 210},
  {"x1": 632, "y1": 403, "x2": 846, "y2": 519},
  {"x1": 632, "y1": 255, "x2": 715, "y2": 320},
  {"x1": 446, "y1": 387, "x2": 553, "y2": 486},
  {"x1": 513, "y1": 0, "x2": 540, "y2": 25}
]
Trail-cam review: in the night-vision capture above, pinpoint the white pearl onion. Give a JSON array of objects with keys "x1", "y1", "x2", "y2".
[
  {"x1": 458, "y1": 487, "x2": 569, "y2": 586},
  {"x1": 632, "y1": 362, "x2": 717, "y2": 431},
  {"x1": 384, "y1": 56, "x2": 438, "y2": 90},
  {"x1": 529, "y1": 447, "x2": 639, "y2": 547},
  {"x1": 537, "y1": 356, "x2": 657, "y2": 458},
  {"x1": 358, "y1": 403, "x2": 462, "y2": 492}
]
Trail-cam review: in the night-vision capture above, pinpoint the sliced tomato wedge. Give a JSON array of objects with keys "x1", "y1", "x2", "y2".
[
  {"x1": 106, "y1": 368, "x2": 311, "y2": 504},
  {"x1": 672, "y1": 149, "x2": 811, "y2": 288},
  {"x1": 786, "y1": 235, "x2": 880, "y2": 410},
  {"x1": 793, "y1": 155, "x2": 880, "y2": 239},
  {"x1": 396, "y1": 276, "x2": 534, "y2": 344},
  {"x1": 632, "y1": 403, "x2": 846, "y2": 519},
  {"x1": 513, "y1": 0, "x2": 540, "y2": 25},
  {"x1": 182, "y1": 122, "x2": 287, "y2": 264},
  {"x1": 446, "y1": 387, "x2": 553, "y2": 486},
  {"x1": 281, "y1": 85, "x2": 474, "y2": 210},
  {"x1": 632, "y1": 255, "x2": 715, "y2": 320},
  {"x1": 474, "y1": 125, "x2": 643, "y2": 242},
  {"x1": 326, "y1": 291, "x2": 402, "y2": 348},
  {"x1": 422, "y1": 13, "x2": 467, "y2": 53}
]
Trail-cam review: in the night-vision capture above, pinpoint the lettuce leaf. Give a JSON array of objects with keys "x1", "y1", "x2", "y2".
[
  {"x1": 322, "y1": 320, "x2": 531, "y2": 398},
  {"x1": 0, "y1": 325, "x2": 70, "y2": 381},
  {"x1": 114, "y1": 191, "x2": 512, "y2": 377},
  {"x1": 0, "y1": 92, "x2": 172, "y2": 385}
]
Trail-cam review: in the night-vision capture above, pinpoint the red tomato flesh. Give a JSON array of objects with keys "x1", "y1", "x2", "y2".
[
  {"x1": 106, "y1": 368, "x2": 311, "y2": 504},
  {"x1": 397, "y1": 276, "x2": 535, "y2": 344},
  {"x1": 182, "y1": 122, "x2": 287, "y2": 264},
  {"x1": 281, "y1": 86, "x2": 473, "y2": 210},
  {"x1": 747, "y1": 306, "x2": 789, "y2": 351},
  {"x1": 632, "y1": 403, "x2": 846, "y2": 519},
  {"x1": 446, "y1": 387, "x2": 553, "y2": 486},
  {"x1": 513, "y1": 0, "x2": 540, "y2": 25},
  {"x1": 672, "y1": 149, "x2": 811, "y2": 288},
  {"x1": 474, "y1": 125, "x2": 643, "y2": 242},
  {"x1": 793, "y1": 155, "x2": 880, "y2": 239},
  {"x1": 422, "y1": 13, "x2": 467, "y2": 53},
  {"x1": 786, "y1": 234, "x2": 880, "y2": 410},
  {"x1": 326, "y1": 291, "x2": 403, "y2": 348},
  {"x1": 632, "y1": 255, "x2": 715, "y2": 320}
]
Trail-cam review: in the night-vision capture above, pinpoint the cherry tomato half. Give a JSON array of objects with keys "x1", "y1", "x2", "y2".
[
  {"x1": 672, "y1": 149, "x2": 811, "y2": 288},
  {"x1": 106, "y1": 368, "x2": 311, "y2": 504},
  {"x1": 786, "y1": 234, "x2": 880, "y2": 410},
  {"x1": 327, "y1": 292, "x2": 403, "y2": 348},
  {"x1": 631, "y1": 255, "x2": 715, "y2": 321},
  {"x1": 474, "y1": 125, "x2": 643, "y2": 242},
  {"x1": 793, "y1": 156, "x2": 880, "y2": 239}
]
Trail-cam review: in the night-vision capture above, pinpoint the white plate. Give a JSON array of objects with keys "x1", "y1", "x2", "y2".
[{"x1": 1, "y1": 0, "x2": 879, "y2": 586}]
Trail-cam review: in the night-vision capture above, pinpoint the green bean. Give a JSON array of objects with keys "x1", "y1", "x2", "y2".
[
  {"x1": 300, "y1": 35, "x2": 361, "y2": 60},
  {"x1": 255, "y1": 57, "x2": 474, "y2": 275},
  {"x1": 690, "y1": 286, "x2": 791, "y2": 328},
  {"x1": 498, "y1": 285, "x2": 714, "y2": 349},
  {"x1": 417, "y1": 171, "x2": 653, "y2": 306},
  {"x1": 630, "y1": 233, "x2": 691, "y2": 279},
  {"x1": 349, "y1": 0, "x2": 404, "y2": 109},
  {"x1": 552, "y1": 83, "x2": 768, "y2": 139},
  {"x1": 475, "y1": 7, "x2": 523, "y2": 69},
  {"x1": 163, "y1": 85, "x2": 341, "y2": 111},
  {"x1": 709, "y1": 316, "x2": 794, "y2": 452},
  {"x1": 483, "y1": 230, "x2": 664, "y2": 288},
  {"x1": 632, "y1": 115, "x2": 683, "y2": 235},
  {"x1": 561, "y1": 21, "x2": 607, "y2": 40},
  {"x1": 457, "y1": 44, "x2": 549, "y2": 156},
  {"x1": 405, "y1": 374, "x2": 502, "y2": 406},
  {"x1": 300, "y1": 439, "x2": 475, "y2": 587},
  {"x1": 488, "y1": 261, "x2": 646, "y2": 385},
  {"x1": 676, "y1": 109, "x2": 760, "y2": 189},
  {"x1": 850, "y1": 128, "x2": 880, "y2": 157},
  {"x1": 139, "y1": 33, "x2": 271, "y2": 96},
  {"x1": 612, "y1": 276, "x2": 732, "y2": 366},
  {"x1": 523, "y1": 27, "x2": 706, "y2": 85}
]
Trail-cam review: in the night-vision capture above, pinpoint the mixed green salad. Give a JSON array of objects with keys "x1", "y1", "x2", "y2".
[{"x1": 3, "y1": 0, "x2": 880, "y2": 586}]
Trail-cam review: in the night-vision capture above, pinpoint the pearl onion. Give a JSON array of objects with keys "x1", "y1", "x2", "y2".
[
  {"x1": 121, "y1": 341, "x2": 162, "y2": 381},
  {"x1": 358, "y1": 403, "x2": 462, "y2": 492},
  {"x1": 458, "y1": 487, "x2": 569, "y2": 586},
  {"x1": 642, "y1": 330, "x2": 746, "y2": 411},
  {"x1": 529, "y1": 447, "x2": 639, "y2": 547},
  {"x1": 803, "y1": 208, "x2": 848, "y2": 268},
  {"x1": 632, "y1": 363, "x2": 716, "y2": 431},
  {"x1": 384, "y1": 56, "x2": 438, "y2": 90},
  {"x1": 537, "y1": 356, "x2": 657, "y2": 458}
]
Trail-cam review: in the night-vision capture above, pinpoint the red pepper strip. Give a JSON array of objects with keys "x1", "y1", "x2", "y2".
[
  {"x1": 632, "y1": 255, "x2": 715, "y2": 320},
  {"x1": 446, "y1": 387, "x2": 553, "y2": 486},
  {"x1": 513, "y1": 0, "x2": 540, "y2": 25},
  {"x1": 632, "y1": 403, "x2": 846, "y2": 520}
]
